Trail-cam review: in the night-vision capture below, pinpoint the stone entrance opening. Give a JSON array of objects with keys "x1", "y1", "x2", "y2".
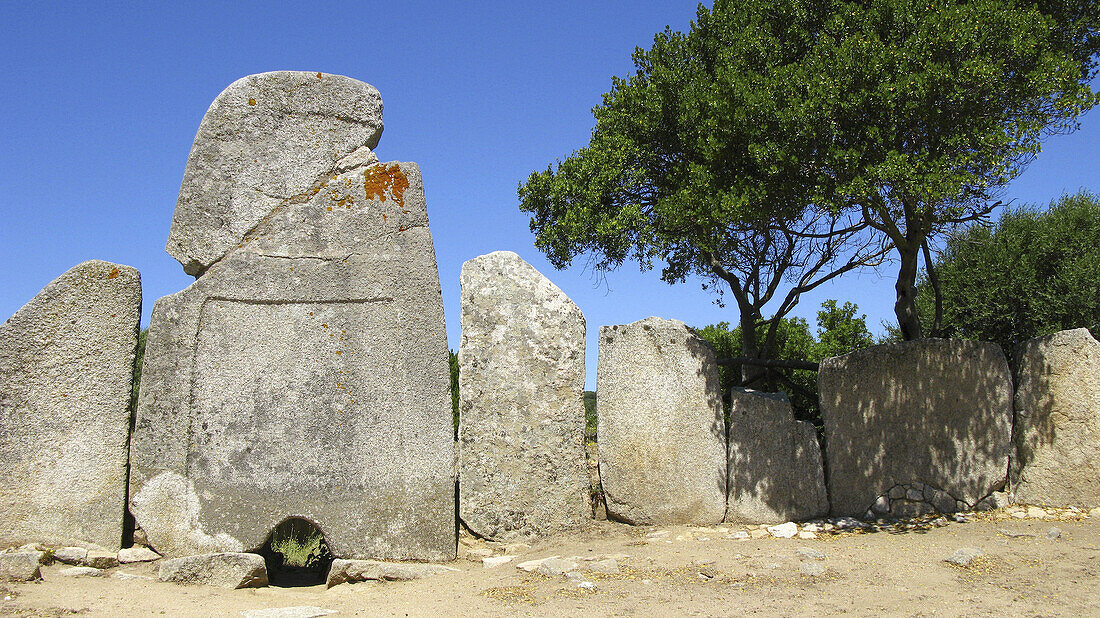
[{"x1": 256, "y1": 518, "x2": 334, "y2": 587}]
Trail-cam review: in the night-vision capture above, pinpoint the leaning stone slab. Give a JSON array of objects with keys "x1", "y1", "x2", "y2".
[
  {"x1": 131, "y1": 75, "x2": 453, "y2": 562},
  {"x1": 167, "y1": 71, "x2": 384, "y2": 276},
  {"x1": 1013, "y1": 328, "x2": 1100, "y2": 507},
  {"x1": 458, "y1": 251, "x2": 589, "y2": 541},
  {"x1": 0, "y1": 260, "x2": 141, "y2": 550},
  {"x1": 158, "y1": 552, "x2": 268, "y2": 588},
  {"x1": 325, "y1": 559, "x2": 459, "y2": 587},
  {"x1": 0, "y1": 553, "x2": 42, "y2": 581},
  {"x1": 820, "y1": 339, "x2": 1013, "y2": 517},
  {"x1": 726, "y1": 388, "x2": 828, "y2": 523},
  {"x1": 596, "y1": 317, "x2": 726, "y2": 525}
]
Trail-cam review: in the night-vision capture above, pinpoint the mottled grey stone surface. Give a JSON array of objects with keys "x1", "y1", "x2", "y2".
[
  {"x1": 596, "y1": 317, "x2": 726, "y2": 525},
  {"x1": 726, "y1": 388, "x2": 828, "y2": 523},
  {"x1": 0, "y1": 260, "x2": 141, "y2": 550},
  {"x1": 158, "y1": 552, "x2": 268, "y2": 588},
  {"x1": 0, "y1": 553, "x2": 42, "y2": 581},
  {"x1": 325, "y1": 559, "x2": 458, "y2": 587},
  {"x1": 131, "y1": 75, "x2": 453, "y2": 562},
  {"x1": 458, "y1": 251, "x2": 588, "y2": 541},
  {"x1": 167, "y1": 71, "x2": 384, "y2": 276},
  {"x1": 1013, "y1": 328, "x2": 1100, "y2": 507},
  {"x1": 820, "y1": 339, "x2": 1013, "y2": 517}
]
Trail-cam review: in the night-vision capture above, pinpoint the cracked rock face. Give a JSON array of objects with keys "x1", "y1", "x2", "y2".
[
  {"x1": 458, "y1": 251, "x2": 589, "y2": 541},
  {"x1": 726, "y1": 388, "x2": 828, "y2": 524},
  {"x1": 819, "y1": 339, "x2": 1013, "y2": 517},
  {"x1": 0, "y1": 260, "x2": 141, "y2": 550},
  {"x1": 167, "y1": 71, "x2": 384, "y2": 276},
  {"x1": 131, "y1": 74, "x2": 453, "y2": 562},
  {"x1": 1012, "y1": 328, "x2": 1100, "y2": 507},
  {"x1": 596, "y1": 317, "x2": 727, "y2": 525}
]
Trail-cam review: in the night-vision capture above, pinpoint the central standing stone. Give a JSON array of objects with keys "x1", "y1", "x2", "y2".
[{"x1": 129, "y1": 72, "x2": 454, "y2": 562}]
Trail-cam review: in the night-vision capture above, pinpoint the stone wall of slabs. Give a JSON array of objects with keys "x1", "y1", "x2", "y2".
[
  {"x1": 0, "y1": 260, "x2": 141, "y2": 550},
  {"x1": 1012, "y1": 328, "x2": 1100, "y2": 507},
  {"x1": 129, "y1": 72, "x2": 454, "y2": 561},
  {"x1": 596, "y1": 317, "x2": 727, "y2": 525},
  {"x1": 820, "y1": 339, "x2": 1013, "y2": 518},
  {"x1": 726, "y1": 388, "x2": 828, "y2": 523},
  {"x1": 457, "y1": 251, "x2": 589, "y2": 541}
]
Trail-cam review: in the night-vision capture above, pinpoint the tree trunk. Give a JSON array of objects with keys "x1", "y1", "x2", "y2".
[
  {"x1": 895, "y1": 242, "x2": 923, "y2": 340},
  {"x1": 738, "y1": 309, "x2": 765, "y2": 383}
]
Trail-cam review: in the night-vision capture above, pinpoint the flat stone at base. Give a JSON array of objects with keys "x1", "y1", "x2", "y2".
[
  {"x1": 241, "y1": 608, "x2": 337, "y2": 618},
  {"x1": 325, "y1": 559, "x2": 459, "y2": 588},
  {"x1": 84, "y1": 550, "x2": 119, "y2": 569},
  {"x1": 53, "y1": 547, "x2": 88, "y2": 565},
  {"x1": 0, "y1": 553, "x2": 42, "y2": 581},
  {"x1": 118, "y1": 546, "x2": 161, "y2": 563},
  {"x1": 158, "y1": 553, "x2": 268, "y2": 588},
  {"x1": 59, "y1": 566, "x2": 106, "y2": 577}
]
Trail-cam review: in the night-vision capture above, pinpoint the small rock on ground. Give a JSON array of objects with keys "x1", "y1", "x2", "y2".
[
  {"x1": 482, "y1": 556, "x2": 514, "y2": 569},
  {"x1": 1047, "y1": 527, "x2": 1063, "y2": 540},
  {"x1": 84, "y1": 550, "x2": 119, "y2": 569},
  {"x1": 799, "y1": 562, "x2": 826, "y2": 576},
  {"x1": 796, "y1": 547, "x2": 826, "y2": 560},
  {"x1": 945, "y1": 548, "x2": 984, "y2": 566},
  {"x1": 53, "y1": 547, "x2": 88, "y2": 565},
  {"x1": 0, "y1": 553, "x2": 43, "y2": 581},
  {"x1": 59, "y1": 566, "x2": 107, "y2": 577},
  {"x1": 767, "y1": 522, "x2": 799, "y2": 539},
  {"x1": 118, "y1": 546, "x2": 161, "y2": 563}
]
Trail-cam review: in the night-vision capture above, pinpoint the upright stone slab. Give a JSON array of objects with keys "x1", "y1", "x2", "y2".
[
  {"x1": 820, "y1": 339, "x2": 1013, "y2": 518},
  {"x1": 167, "y1": 71, "x2": 384, "y2": 276},
  {"x1": 1013, "y1": 328, "x2": 1100, "y2": 506},
  {"x1": 726, "y1": 388, "x2": 827, "y2": 523},
  {"x1": 0, "y1": 260, "x2": 141, "y2": 550},
  {"x1": 130, "y1": 72, "x2": 454, "y2": 562},
  {"x1": 596, "y1": 318, "x2": 726, "y2": 525},
  {"x1": 458, "y1": 251, "x2": 588, "y2": 540}
]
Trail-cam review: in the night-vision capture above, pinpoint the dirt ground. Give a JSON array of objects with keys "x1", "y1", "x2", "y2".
[{"x1": 3, "y1": 508, "x2": 1098, "y2": 617}]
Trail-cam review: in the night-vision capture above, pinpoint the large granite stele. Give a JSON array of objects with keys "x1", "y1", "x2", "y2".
[
  {"x1": 1013, "y1": 328, "x2": 1100, "y2": 507},
  {"x1": 596, "y1": 317, "x2": 726, "y2": 525},
  {"x1": 130, "y1": 72, "x2": 454, "y2": 562},
  {"x1": 820, "y1": 339, "x2": 1013, "y2": 518},
  {"x1": 0, "y1": 260, "x2": 141, "y2": 550},
  {"x1": 726, "y1": 388, "x2": 828, "y2": 523},
  {"x1": 458, "y1": 251, "x2": 589, "y2": 540}
]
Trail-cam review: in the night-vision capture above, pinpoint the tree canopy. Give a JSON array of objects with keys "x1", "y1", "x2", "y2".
[
  {"x1": 917, "y1": 191, "x2": 1100, "y2": 359},
  {"x1": 519, "y1": 0, "x2": 1098, "y2": 344}
]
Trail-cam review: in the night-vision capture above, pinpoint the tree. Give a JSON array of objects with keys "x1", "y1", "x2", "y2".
[
  {"x1": 520, "y1": 0, "x2": 1099, "y2": 347},
  {"x1": 916, "y1": 191, "x2": 1100, "y2": 359},
  {"x1": 518, "y1": 0, "x2": 890, "y2": 377},
  {"x1": 695, "y1": 299, "x2": 875, "y2": 426},
  {"x1": 803, "y1": 0, "x2": 1099, "y2": 338}
]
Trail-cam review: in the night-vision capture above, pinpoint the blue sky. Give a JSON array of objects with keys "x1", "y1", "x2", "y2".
[{"x1": 2, "y1": 1, "x2": 1098, "y2": 388}]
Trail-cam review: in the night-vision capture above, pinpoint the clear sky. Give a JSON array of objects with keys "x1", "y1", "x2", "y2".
[{"x1": 2, "y1": 1, "x2": 1097, "y2": 389}]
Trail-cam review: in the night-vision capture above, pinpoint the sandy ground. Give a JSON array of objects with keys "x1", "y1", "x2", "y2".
[{"x1": 3, "y1": 509, "x2": 1098, "y2": 617}]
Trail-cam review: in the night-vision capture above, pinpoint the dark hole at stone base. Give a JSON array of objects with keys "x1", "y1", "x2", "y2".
[{"x1": 256, "y1": 518, "x2": 334, "y2": 587}]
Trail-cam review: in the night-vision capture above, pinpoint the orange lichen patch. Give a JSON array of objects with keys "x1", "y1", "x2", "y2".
[
  {"x1": 316, "y1": 72, "x2": 323, "y2": 79},
  {"x1": 248, "y1": 98, "x2": 256, "y2": 106},
  {"x1": 107, "y1": 268, "x2": 119, "y2": 279},
  {"x1": 327, "y1": 206, "x2": 333, "y2": 211},
  {"x1": 335, "y1": 350, "x2": 342, "y2": 356},
  {"x1": 398, "y1": 225, "x2": 410, "y2": 232},
  {"x1": 322, "y1": 324, "x2": 328, "y2": 328},
  {"x1": 363, "y1": 163, "x2": 409, "y2": 208}
]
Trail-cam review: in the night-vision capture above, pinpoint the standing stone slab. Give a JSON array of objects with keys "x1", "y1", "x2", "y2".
[
  {"x1": 167, "y1": 71, "x2": 384, "y2": 276},
  {"x1": 0, "y1": 260, "x2": 141, "y2": 550},
  {"x1": 596, "y1": 318, "x2": 726, "y2": 525},
  {"x1": 458, "y1": 251, "x2": 588, "y2": 540},
  {"x1": 726, "y1": 388, "x2": 828, "y2": 523},
  {"x1": 1013, "y1": 328, "x2": 1100, "y2": 506},
  {"x1": 130, "y1": 73, "x2": 454, "y2": 562},
  {"x1": 820, "y1": 339, "x2": 1013, "y2": 517}
]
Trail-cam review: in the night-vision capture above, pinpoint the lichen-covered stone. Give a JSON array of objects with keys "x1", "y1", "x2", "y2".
[
  {"x1": 458, "y1": 251, "x2": 588, "y2": 541},
  {"x1": 167, "y1": 71, "x2": 384, "y2": 276},
  {"x1": 158, "y1": 552, "x2": 268, "y2": 588},
  {"x1": 1013, "y1": 328, "x2": 1100, "y2": 507},
  {"x1": 0, "y1": 260, "x2": 141, "y2": 550},
  {"x1": 0, "y1": 553, "x2": 42, "y2": 581},
  {"x1": 820, "y1": 339, "x2": 1013, "y2": 517},
  {"x1": 596, "y1": 317, "x2": 726, "y2": 525},
  {"x1": 726, "y1": 388, "x2": 828, "y2": 523},
  {"x1": 131, "y1": 75, "x2": 453, "y2": 562}
]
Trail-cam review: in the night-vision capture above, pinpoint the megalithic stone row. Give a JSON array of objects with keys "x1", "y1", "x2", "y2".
[
  {"x1": 129, "y1": 72, "x2": 454, "y2": 561},
  {"x1": 820, "y1": 339, "x2": 1013, "y2": 518},
  {"x1": 0, "y1": 260, "x2": 141, "y2": 550},
  {"x1": 1012, "y1": 328, "x2": 1100, "y2": 507},
  {"x1": 596, "y1": 317, "x2": 727, "y2": 525},
  {"x1": 458, "y1": 251, "x2": 589, "y2": 541},
  {"x1": 726, "y1": 388, "x2": 828, "y2": 523}
]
